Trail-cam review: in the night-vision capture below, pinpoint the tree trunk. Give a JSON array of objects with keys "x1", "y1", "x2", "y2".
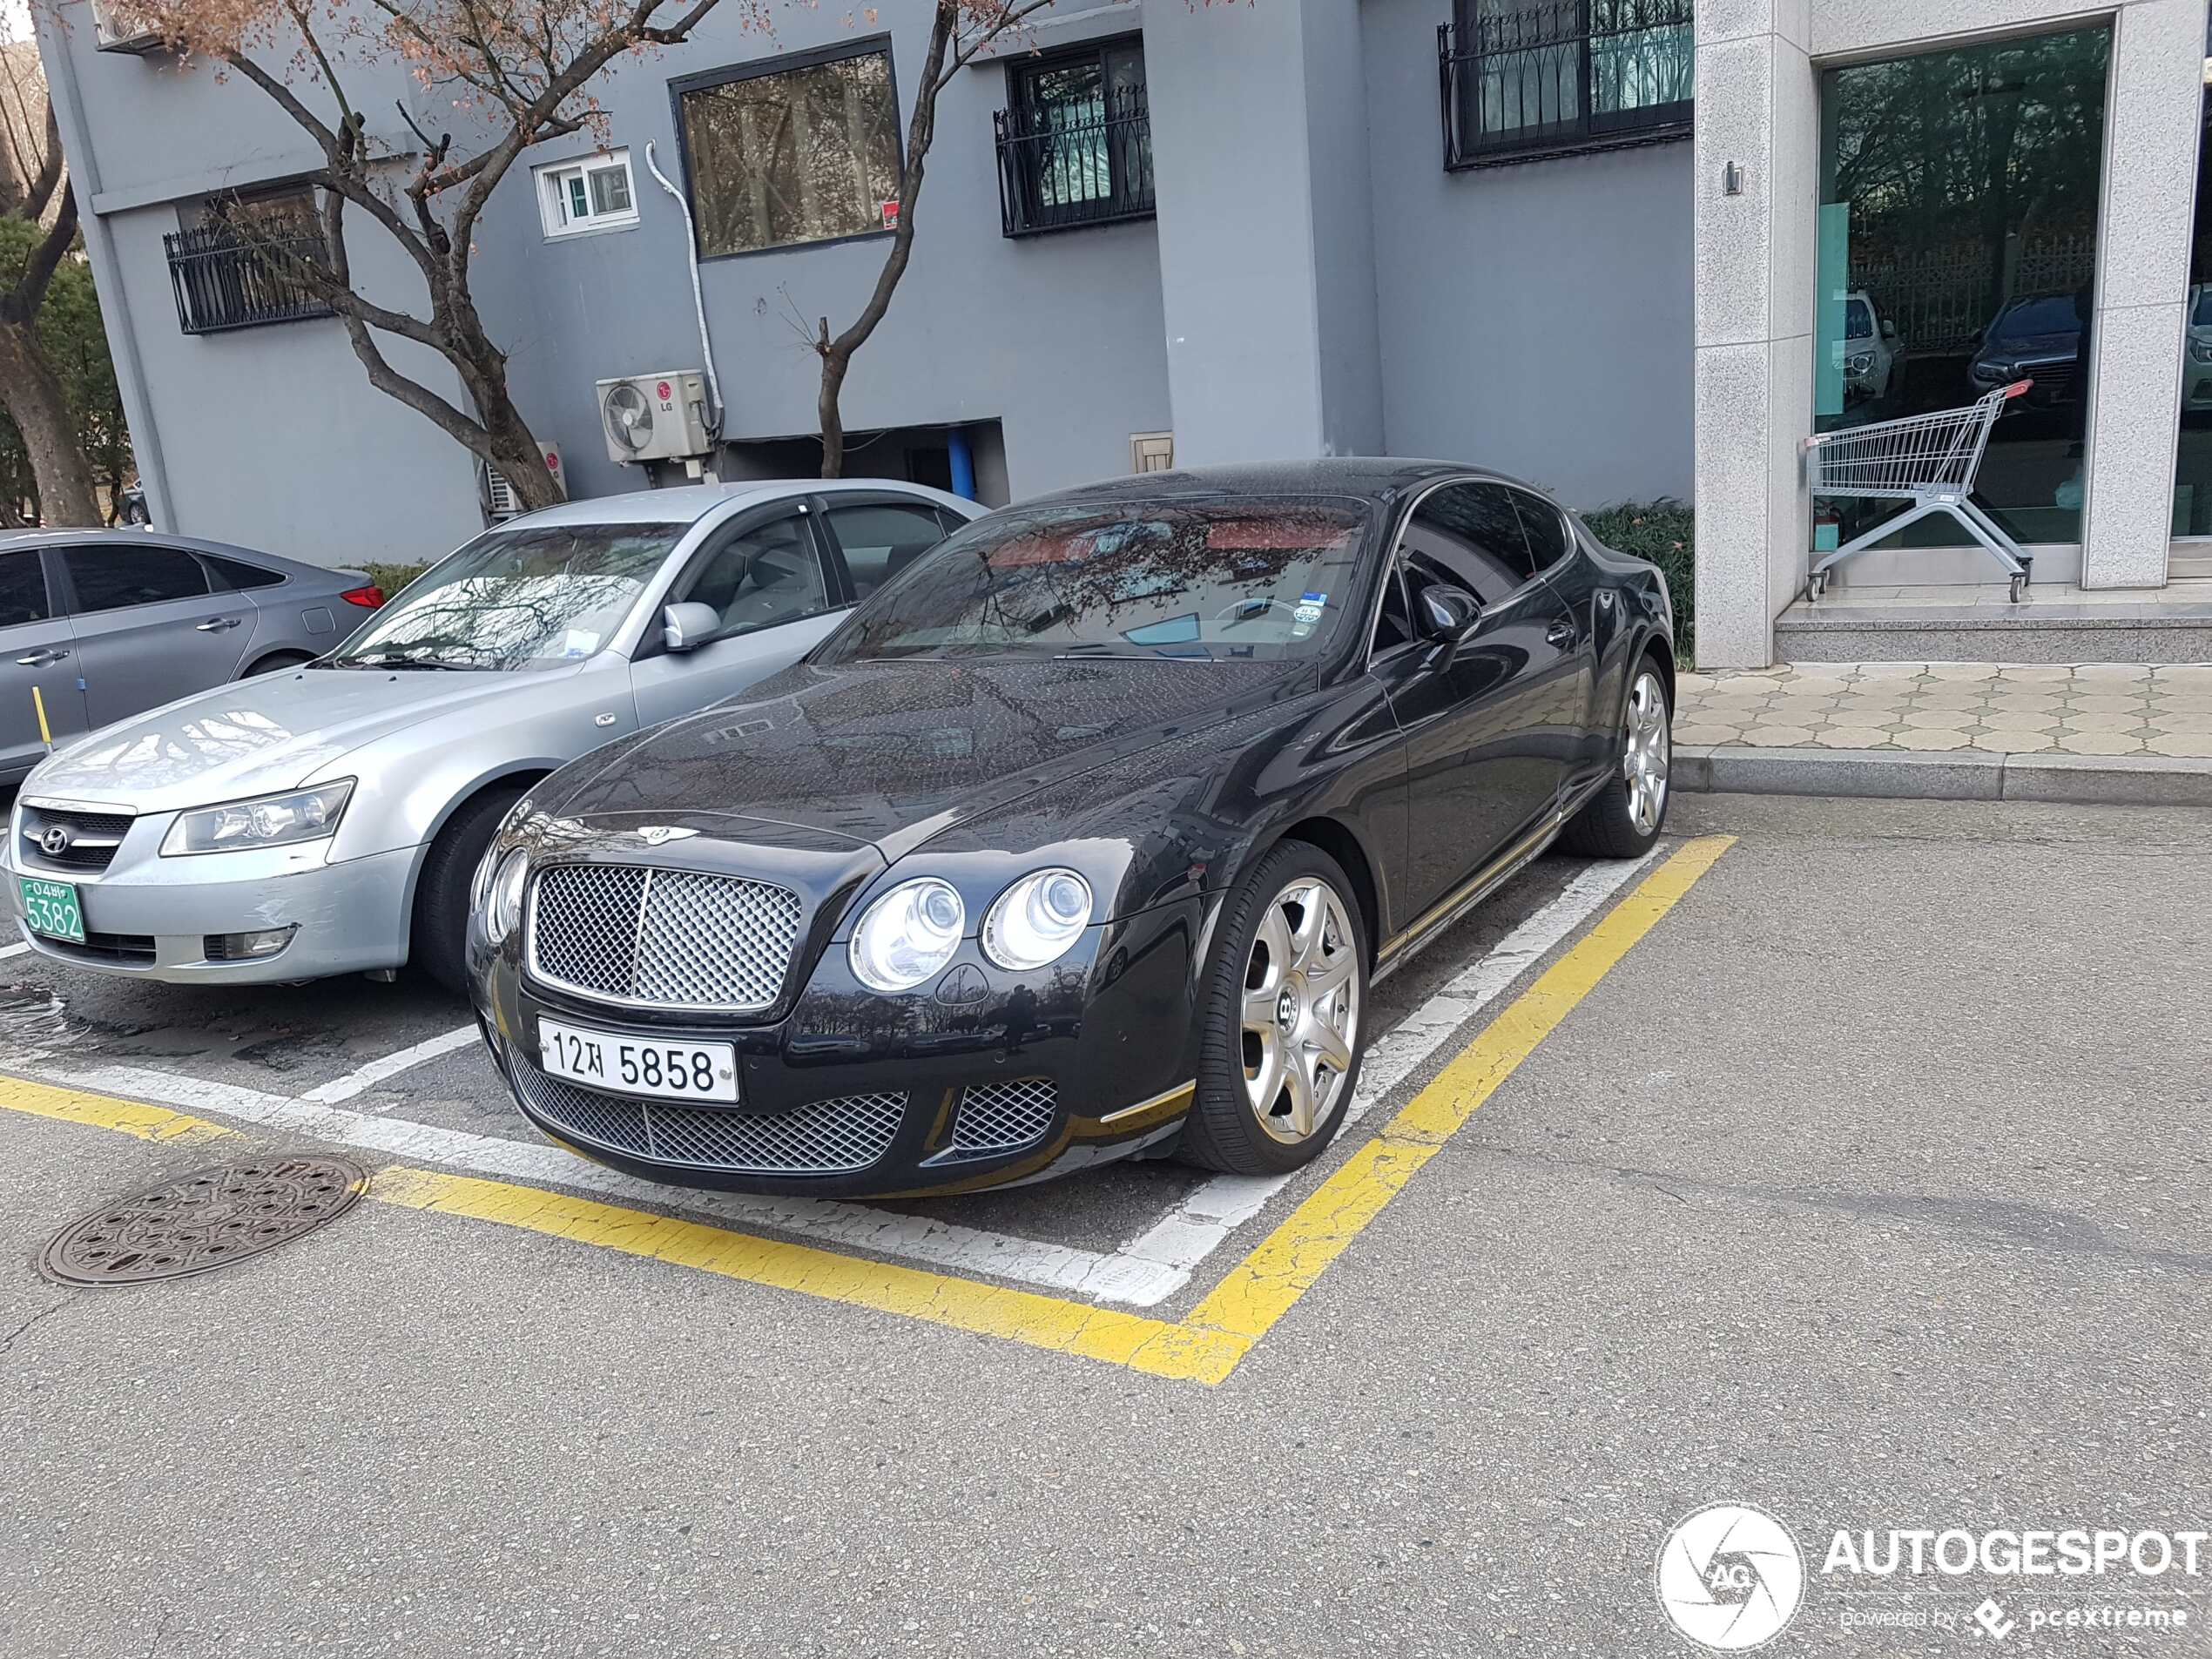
[
  {"x1": 478, "y1": 378, "x2": 564, "y2": 511},
  {"x1": 819, "y1": 345, "x2": 850, "y2": 479},
  {"x1": 0, "y1": 320, "x2": 102, "y2": 526}
]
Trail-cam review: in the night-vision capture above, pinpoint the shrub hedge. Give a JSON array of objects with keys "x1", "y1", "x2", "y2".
[{"x1": 1581, "y1": 499, "x2": 1694, "y2": 667}]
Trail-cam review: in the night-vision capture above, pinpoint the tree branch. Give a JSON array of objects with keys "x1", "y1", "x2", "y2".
[
  {"x1": 940, "y1": 0, "x2": 1062, "y2": 87},
  {"x1": 2, "y1": 180, "x2": 79, "y2": 327}
]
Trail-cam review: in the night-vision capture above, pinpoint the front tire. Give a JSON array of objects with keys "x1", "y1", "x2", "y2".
[
  {"x1": 1561, "y1": 654, "x2": 1671, "y2": 858},
  {"x1": 410, "y1": 785, "x2": 525, "y2": 996},
  {"x1": 1179, "y1": 842, "x2": 1367, "y2": 1176}
]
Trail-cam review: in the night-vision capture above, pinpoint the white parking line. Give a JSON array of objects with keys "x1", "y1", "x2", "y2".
[
  {"x1": 1109, "y1": 850, "x2": 1656, "y2": 1304},
  {"x1": 0, "y1": 942, "x2": 30, "y2": 961},
  {"x1": 7, "y1": 850, "x2": 1653, "y2": 1306},
  {"x1": 302, "y1": 1025, "x2": 482, "y2": 1103}
]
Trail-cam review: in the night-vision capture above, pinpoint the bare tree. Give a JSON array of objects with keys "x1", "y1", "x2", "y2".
[{"x1": 0, "y1": 44, "x2": 102, "y2": 525}]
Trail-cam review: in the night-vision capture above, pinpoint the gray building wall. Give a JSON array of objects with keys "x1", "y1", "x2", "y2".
[
  {"x1": 38, "y1": 0, "x2": 1695, "y2": 567},
  {"x1": 1361, "y1": 0, "x2": 1696, "y2": 511}
]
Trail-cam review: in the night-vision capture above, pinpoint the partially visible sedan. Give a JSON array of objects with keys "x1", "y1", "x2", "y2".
[
  {"x1": 4, "y1": 480, "x2": 981, "y2": 989},
  {"x1": 0, "y1": 529, "x2": 385, "y2": 784},
  {"x1": 468, "y1": 460, "x2": 1676, "y2": 1199}
]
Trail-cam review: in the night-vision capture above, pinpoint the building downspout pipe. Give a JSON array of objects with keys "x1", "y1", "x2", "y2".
[
  {"x1": 644, "y1": 140, "x2": 723, "y2": 435},
  {"x1": 948, "y1": 425, "x2": 975, "y2": 501}
]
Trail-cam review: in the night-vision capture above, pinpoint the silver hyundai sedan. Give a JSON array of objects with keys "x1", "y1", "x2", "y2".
[{"x1": 4, "y1": 480, "x2": 979, "y2": 990}]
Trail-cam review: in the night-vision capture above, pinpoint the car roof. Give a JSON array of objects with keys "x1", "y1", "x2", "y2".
[
  {"x1": 1026, "y1": 458, "x2": 1470, "y2": 512},
  {"x1": 0, "y1": 527, "x2": 343, "y2": 575},
  {"x1": 509, "y1": 476, "x2": 970, "y2": 529}
]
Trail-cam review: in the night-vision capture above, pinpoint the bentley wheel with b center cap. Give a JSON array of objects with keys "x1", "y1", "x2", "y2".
[{"x1": 1179, "y1": 841, "x2": 1367, "y2": 1176}]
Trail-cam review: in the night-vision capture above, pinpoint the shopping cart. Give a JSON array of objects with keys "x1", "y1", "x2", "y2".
[{"x1": 1802, "y1": 379, "x2": 2036, "y2": 603}]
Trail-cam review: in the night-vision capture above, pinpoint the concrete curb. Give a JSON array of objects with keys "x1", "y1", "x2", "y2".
[{"x1": 1673, "y1": 745, "x2": 2212, "y2": 807}]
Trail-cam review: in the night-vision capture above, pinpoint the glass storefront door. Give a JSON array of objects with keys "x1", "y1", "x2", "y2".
[
  {"x1": 1815, "y1": 27, "x2": 2112, "y2": 554},
  {"x1": 2171, "y1": 23, "x2": 2212, "y2": 542}
]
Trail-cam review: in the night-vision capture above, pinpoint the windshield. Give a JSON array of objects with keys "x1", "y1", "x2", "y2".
[
  {"x1": 1844, "y1": 298, "x2": 1872, "y2": 340},
  {"x1": 327, "y1": 523, "x2": 684, "y2": 671},
  {"x1": 818, "y1": 500, "x2": 1374, "y2": 664},
  {"x1": 1993, "y1": 295, "x2": 2081, "y2": 341}
]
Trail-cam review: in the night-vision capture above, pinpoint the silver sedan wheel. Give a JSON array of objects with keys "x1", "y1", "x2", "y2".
[
  {"x1": 1625, "y1": 669, "x2": 1671, "y2": 835},
  {"x1": 1239, "y1": 876, "x2": 1361, "y2": 1144}
]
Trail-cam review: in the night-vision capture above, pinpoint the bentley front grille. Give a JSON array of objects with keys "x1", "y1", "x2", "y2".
[
  {"x1": 513, "y1": 1058, "x2": 905, "y2": 1175},
  {"x1": 527, "y1": 863, "x2": 805, "y2": 1012}
]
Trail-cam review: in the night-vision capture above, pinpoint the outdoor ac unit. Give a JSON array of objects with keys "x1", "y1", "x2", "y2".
[
  {"x1": 485, "y1": 443, "x2": 564, "y2": 521},
  {"x1": 597, "y1": 371, "x2": 711, "y2": 464},
  {"x1": 89, "y1": 0, "x2": 162, "y2": 52}
]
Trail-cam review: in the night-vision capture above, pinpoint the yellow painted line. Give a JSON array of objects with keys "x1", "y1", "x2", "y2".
[
  {"x1": 0, "y1": 1073, "x2": 238, "y2": 1146},
  {"x1": 0, "y1": 835, "x2": 1731, "y2": 1385},
  {"x1": 1184, "y1": 835, "x2": 1734, "y2": 1346}
]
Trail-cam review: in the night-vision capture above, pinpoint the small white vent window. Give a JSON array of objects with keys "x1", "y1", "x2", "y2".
[{"x1": 533, "y1": 148, "x2": 640, "y2": 239}]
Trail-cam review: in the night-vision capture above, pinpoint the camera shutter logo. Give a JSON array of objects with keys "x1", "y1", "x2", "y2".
[{"x1": 1656, "y1": 1503, "x2": 1806, "y2": 1650}]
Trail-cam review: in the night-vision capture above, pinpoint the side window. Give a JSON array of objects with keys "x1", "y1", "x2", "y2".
[
  {"x1": 1510, "y1": 490, "x2": 1573, "y2": 576},
  {"x1": 824, "y1": 501, "x2": 954, "y2": 601},
  {"x1": 1398, "y1": 482, "x2": 1533, "y2": 610},
  {"x1": 671, "y1": 512, "x2": 832, "y2": 644},
  {"x1": 64, "y1": 544, "x2": 211, "y2": 614},
  {"x1": 1371, "y1": 561, "x2": 1414, "y2": 654},
  {"x1": 205, "y1": 555, "x2": 285, "y2": 590},
  {"x1": 0, "y1": 550, "x2": 51, "y2": 629}
]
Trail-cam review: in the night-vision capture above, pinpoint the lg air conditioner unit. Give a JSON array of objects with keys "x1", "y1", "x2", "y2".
[
  {"x1": 484, "y1": 443, "x2": 564, "y2": 521},
  {"x1": 90, "y1": 0, "x2": 162, "y2": 52},
  {"x1": 597, "y1": 371, "x2": 711, "y2": 465}
]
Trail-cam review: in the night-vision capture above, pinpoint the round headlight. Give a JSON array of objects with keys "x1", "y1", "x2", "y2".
[
  {"x1": 482, "y1": 847, "x2": 529, "y2": 946},
  {"x1": 849, "y1": 878, "x2": 966, "y2": 992},
  {"x1": 982, "y1": 868, "x2": 1093, "y2": 971}
]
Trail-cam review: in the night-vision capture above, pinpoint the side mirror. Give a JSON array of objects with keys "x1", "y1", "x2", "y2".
[
  {"x1": 1881, "y1": 318, "x2": 1898, "y2": 341},
  {"x1": 663, "y1": 602, "x2": 719, "y2": 653},
  {"x1": 1418, "y1": 583, "x2": 1481, "y2": 642}
]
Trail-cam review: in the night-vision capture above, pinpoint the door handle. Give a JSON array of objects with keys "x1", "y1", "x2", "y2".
[
  {"x1": 15, "y1": 649, "x2": 67, "y2": 667},
  {"x1": 195, "y1": 617, "x2": 242, "y2": 632},
  {"x1": 1546, "y1": 619, "x2": 1579, "y2": 649}
]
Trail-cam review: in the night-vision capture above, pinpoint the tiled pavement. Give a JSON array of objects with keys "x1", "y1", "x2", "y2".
[{"x1": 1674, "y1": 662, "x2": 2212, "y2": 759}]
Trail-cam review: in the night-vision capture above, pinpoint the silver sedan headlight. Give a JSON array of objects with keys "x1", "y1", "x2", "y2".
[
  {"x1": 159, "y1": 779, "x2": 354, "y2": 857},
  {"x1": 482, "y1": 847, "x2": 529, "y2": 946},
  {"x1": 981, "y1": 868, "x2": 1092, "y2": 971},
  {"x1": 849, "y1": 878, "x2": 965, "y2": 993}
]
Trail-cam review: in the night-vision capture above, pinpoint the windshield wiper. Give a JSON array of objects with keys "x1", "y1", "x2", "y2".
[
  {"x1": 1054, "y1": 649, "x2": 1214, "y2": 663},
  {"x1": 340, "y1": 654, "x2": 471, "y2": 671}
]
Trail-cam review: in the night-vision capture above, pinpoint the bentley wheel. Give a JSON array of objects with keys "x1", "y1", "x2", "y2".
[
  {"x1": 1561, "y1": 653, "x2": 1671, "y2": 859},
  {"x1": 1180, "y1": 842, "x2": 1367, "y2": 1176}
]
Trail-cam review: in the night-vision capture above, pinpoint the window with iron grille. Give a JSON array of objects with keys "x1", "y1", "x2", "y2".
[
  {"x1": 994, "y1": 38, "x2": 1153, "y2": 237},
  {"x1": 164, "y1": 187, "x2": 334, "y2": 334},
  {"x1": 1440, "y1": 0, "x2": 1694, "y2": 170}
]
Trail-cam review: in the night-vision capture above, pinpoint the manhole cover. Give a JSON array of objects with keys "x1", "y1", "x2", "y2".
[{"x1": 39, "y1": 1156, "x2": 368, "y2": 1286}]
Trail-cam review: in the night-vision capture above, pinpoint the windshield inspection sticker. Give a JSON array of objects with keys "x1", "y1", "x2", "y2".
[
  {"x1": 1291, "y1": 591, "x2": 1327, "y2": 638},
  {"x1": 563, "y1": 628, "x2": 599, "y2": 658}
]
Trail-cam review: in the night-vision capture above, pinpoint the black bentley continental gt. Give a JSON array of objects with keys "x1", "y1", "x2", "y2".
[{"x1": 466, "y1": 461, "x2": 1675, "y2": 1197}]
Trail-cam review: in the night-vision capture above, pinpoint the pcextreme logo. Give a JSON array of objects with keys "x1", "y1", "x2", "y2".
[{"x1": 1656, "y1": 1503, "x2": 1808, "y2": 1651}]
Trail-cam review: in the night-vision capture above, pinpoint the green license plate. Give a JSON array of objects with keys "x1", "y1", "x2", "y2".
[{"x1": 19, "y1": 876, "x2": 84, "y2": 945}]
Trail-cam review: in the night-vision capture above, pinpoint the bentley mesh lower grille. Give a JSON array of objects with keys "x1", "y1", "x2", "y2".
[
  {"x1": 952, "y1": 1077, "x2": 1057, "y2": 1154},
  {"x1": 527, "y1": 862, "x2": 804, "y2": 1011},
  {"x1": 513, "y1": 1058, "x2": 904, "y2": 1175}
]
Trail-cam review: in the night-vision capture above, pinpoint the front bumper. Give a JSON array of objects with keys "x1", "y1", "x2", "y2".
[
  {"x1": 5, "y1": 806, "x2": 415, "y2": 983},
  {"x1": 472, "y1": 898, "x2": 1209, "y2": 1199}
]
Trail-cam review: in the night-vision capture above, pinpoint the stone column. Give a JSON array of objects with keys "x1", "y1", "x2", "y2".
[
  {"x1": 2080, "y1": 0, "x2": 2207, "y2": 589},
  {"x1": 1692, "y1": 1, "x2": 1817, "y2": 669},
  {"x1": 1143, "y1": 0, "x2": 1385, "y2": 464}
]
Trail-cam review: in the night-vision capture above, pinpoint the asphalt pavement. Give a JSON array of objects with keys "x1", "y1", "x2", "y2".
[{"x1": 0, "y1": 793, "x2": 2206, "y2": 1657}]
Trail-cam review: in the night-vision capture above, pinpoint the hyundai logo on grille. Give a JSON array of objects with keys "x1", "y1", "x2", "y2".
[{"x1": 40, "y1": 826, "x2": 71, "y2": 856}]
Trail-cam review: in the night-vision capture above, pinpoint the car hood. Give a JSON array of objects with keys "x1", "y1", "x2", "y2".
[
  {"x1": 1982, "y1": 332, "x2": 2079, "y2": 364},
  {"x1": 548, "y1": 655, "x2": 1311, "y2": 862},
  {"x1": 26, "y1": 664, "x2": 577, "y2": 812}
]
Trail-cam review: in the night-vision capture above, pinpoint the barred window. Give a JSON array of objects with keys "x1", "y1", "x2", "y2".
[
  {"x1": 1442, "y1": 0, "x2": 1694, "y2": 169},
  {"x1": 677, "y1": 44, "x2": 903, "y2": 258},
  {"x1": 994, "y1": 39, "x2": 1152, "y2": 236}
]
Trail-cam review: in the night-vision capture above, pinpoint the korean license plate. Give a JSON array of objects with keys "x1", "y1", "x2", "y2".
[
  {"x1": 19, "y1": 876, "x2": 84, "y2": 945},
  {"x1": 536, "y1": 1016, "x2": 738, "y2": 1104}
]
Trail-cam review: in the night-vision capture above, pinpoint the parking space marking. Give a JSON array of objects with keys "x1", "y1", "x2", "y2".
[
  {"x1": 300, "y1": 1025, "x2": 482, "y2": 1103},
  {"x1": 17, "y1": 1057, "x2": 1184, "y2": 1304},
  {"x1": 1184, "y1": 834, "x2": 1733, "y2": 1345},
  {"x1": 1113, "y1": 851, "x2": 1658, "y2": 1302},
  {"x1": 0, "y1": 837, "x2": 1731, "y2": 1385}
]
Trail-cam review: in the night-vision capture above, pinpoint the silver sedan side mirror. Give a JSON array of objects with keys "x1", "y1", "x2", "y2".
[{"x1": 663, "y1": 602, "x2": 719, "y2": 653}]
